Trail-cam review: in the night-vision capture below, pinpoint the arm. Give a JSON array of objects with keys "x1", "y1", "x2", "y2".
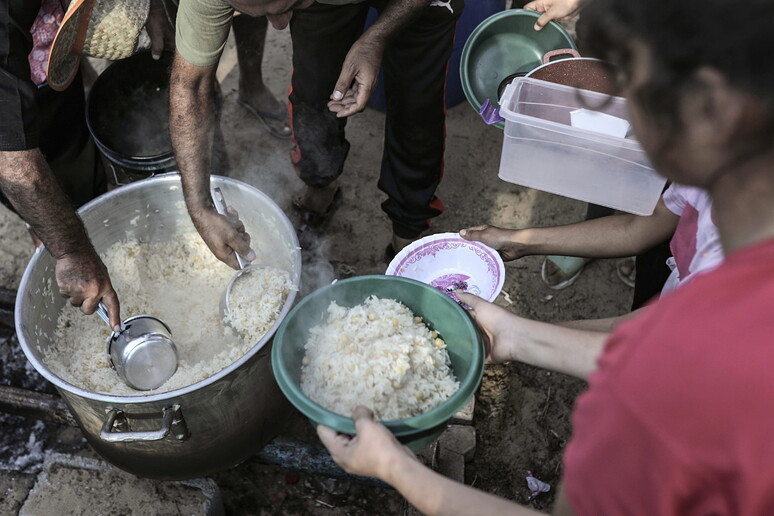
[
  {"x1": 0, "y1": 150, "x2": 120, "y2": 329},
  {"x1": 461, "y1": 197, "x2": 679, "y2": 262},
  {"x1": 522, "y1": 0, "x2": 581, "y2": 31},
  {"x1": 327, "y1": 0, "x2": 429, "y2": 117},
  {"x1": 558, "y1": 307, "x2": 646, "y2": 332},
  {"x1": 318, "y1": 407, "x2": 577, "y2": 516},
  {"x1": 457, "y1": 291, "x2": 608, "y2": 380},
  {"x1": 168, "y1": 51, "x2": 253, "y2": 269}
]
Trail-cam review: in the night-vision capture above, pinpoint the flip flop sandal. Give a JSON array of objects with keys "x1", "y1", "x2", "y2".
[
  {"x1": 541, "y1": 255, "x2": 588, "y2": 290},
  {"x1": 237, "y1": 98, "x2": 292, "y2": 140}
]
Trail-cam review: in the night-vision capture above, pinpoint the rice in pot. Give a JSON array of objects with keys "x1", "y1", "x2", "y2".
[
  {"x1": 224, "y1": 266, "x2": 292, "y2": 343},
  {"x1": 45, "y1": 232, "x2": 293, "y2": 396},
  {"x1": 300, "y1": 296, "x2": 459, "y2": 420}
]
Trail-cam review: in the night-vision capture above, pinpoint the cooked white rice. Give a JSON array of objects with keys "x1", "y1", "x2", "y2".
[
  {"x1": 45, "y1": 232, "x2": 293, "y2": 396},
  {"x1": 300, "y1": 296, "x2": 459, "y2": 420},
  {"x1": 224, "y1": 266, "x2": 291, "y2": 344}
]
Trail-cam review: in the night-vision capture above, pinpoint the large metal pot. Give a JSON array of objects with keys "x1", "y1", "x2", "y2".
[{"x1": 14, "y1": 174, "x2": 302, "y2": 480}]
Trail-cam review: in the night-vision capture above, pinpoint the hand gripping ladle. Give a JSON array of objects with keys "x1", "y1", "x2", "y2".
[{"x1": 210, "y1": 187, "x2": 266, "y2": 329}]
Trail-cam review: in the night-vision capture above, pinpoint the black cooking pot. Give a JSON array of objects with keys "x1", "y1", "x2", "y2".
[{"x1": 86, "y1": 50, "x2": 176, "y2": 176}]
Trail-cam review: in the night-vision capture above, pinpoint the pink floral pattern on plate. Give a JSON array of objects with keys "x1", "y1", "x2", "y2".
[{"x1": 390, "y1": 237, "x2": 503, "y2": 301}]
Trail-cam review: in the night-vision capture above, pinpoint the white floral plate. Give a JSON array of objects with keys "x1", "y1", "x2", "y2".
[{"x1": 386, "y1": 232, "x2": 505, "y2": 303}]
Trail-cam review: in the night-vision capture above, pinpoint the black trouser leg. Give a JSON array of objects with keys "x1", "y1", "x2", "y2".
[
  {"x1": 289, "y1": 0, "x2": 463, "y2": 239},
  {"x1": 631, "y1": 239, "x2": 672, "y2": 309},
  {"x1": 377, "y1": 0, "x2": 464, "y2": 239},
  {"x1": 288, "y1": 3, "x2": 367, "y2": 188}
]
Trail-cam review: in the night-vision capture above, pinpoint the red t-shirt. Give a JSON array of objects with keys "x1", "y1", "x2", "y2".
[{"x1": 564, "y1": 238, "x2": 774, "y2": 515}]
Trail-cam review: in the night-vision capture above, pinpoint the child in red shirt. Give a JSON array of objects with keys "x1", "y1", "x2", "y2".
[{"x1": 316, "y1": 0, "x2": 774, "y2": 514}]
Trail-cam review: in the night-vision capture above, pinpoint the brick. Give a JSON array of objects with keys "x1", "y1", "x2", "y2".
[{"x1": 450, "y1": 395, "x2": 475, "y2": 425}]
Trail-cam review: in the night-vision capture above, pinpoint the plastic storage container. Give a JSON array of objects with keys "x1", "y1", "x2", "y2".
[{"x1": 497, "y1": 77, "x2": 666, "y2": 215}]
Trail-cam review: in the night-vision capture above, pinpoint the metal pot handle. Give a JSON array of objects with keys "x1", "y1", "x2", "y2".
[
  {"x1": 542, "y1": 48, "x2": 581, "y2": 64},
  {"x1": 99, "y1": 404, "x2": 189, "y2": 443}
]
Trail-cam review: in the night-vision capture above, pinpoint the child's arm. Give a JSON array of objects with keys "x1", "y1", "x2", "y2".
[
  {"x1": 318, "y1": 407, "x2": 576, "y2": 516},
  {"x1": 558, "y1": 307, "x2": 647, "y2": 332},
  {"x1": 461, "y1": 198, "x2": 679, "y2": 261},
  {"x1": 457, "y1": 292, "x2": 609, "y2": 380}
]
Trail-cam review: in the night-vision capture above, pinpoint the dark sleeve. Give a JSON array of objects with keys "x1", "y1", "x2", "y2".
[{"x1": 0, "y1": 1, "x2": 42, "y2": 151}]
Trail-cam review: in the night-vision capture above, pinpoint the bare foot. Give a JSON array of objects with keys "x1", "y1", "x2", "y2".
[
  {"x1": 542, "y1": 256, "x2": 588, "y2": 290},
  {"x1": 238, "y1": 87, "x2": 291, "y2": 139},
  {"x1": 542, "y1": 259, "x2": 566, "y2": 287},
  {"x1": 294, "y1": 182, "x2": 340, "y2": 216}
]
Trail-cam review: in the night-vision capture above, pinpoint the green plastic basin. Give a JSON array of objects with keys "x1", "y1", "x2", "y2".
[
  {"x1": 271, "y1": 275, "x2": 485, "y2": 451},
  {"x1": 461, "y1": 9, "x2": 577, "y2": 129}
]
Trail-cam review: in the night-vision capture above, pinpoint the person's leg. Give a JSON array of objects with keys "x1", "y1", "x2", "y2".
[
  {"x1": 231, "y1": 13, "x2": 291, "y2": 139},
  {"x1": 377, "y1": 0, "x2": 463, "y2": 255},
  {"x1": 542, "y1": 203, "x2": 614, "y2": 289},
  {"x1": 288, "y1": 3, "x2": 368, "y2": 215},
  {"x1": 630, "y1": 238, "x2": 672, "y2": 309}
]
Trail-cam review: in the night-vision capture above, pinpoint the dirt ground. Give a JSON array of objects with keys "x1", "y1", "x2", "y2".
[{"x1": 0, "y1": 17, "x2": 633, "y2": 515}]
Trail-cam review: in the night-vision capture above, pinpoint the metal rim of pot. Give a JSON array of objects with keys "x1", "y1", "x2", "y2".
[{"x1": 15, "y1": 173, "x2": 302, "y2": 405}]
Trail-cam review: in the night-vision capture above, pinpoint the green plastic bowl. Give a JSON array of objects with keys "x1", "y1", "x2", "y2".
[
  {"x1": 460, "y1": 9, "x2": 577, "y2": 129},
  {"x1": 272, "y1": 275, "x2": 485, "y2": 451}
]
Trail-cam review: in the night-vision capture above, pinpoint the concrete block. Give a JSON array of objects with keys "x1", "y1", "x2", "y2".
[
  {"x1": 19, "y1": 453, "x2": 223, "y2": 516},
  {"x1": 451, "y1": 395, "x2": 475, "y2": 425},
  {"x1": 438, "y1": 425, "x2": 476, "y2": 463},
  {"x1": 402, "y1": 426, "x2": 477, "y2": 515}
]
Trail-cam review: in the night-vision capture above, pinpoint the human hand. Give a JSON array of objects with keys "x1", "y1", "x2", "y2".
[
  {"x1": 522, "y1": 0, "x2": 581, "y2": 31},
  {"x1": 317, "y1": 406, "x2": 418, "y2": 481},
  {"x1": 459, "y1": 225, "x2": 528, "y2": 261},
  {"x1": 328, "y1": 36, "x2": 385, "y2": 118},
  {"x1": 146, "y1": 0, "x2": 176, "y2": 60},
  {"x1": 55, "y1": 249, "x2": 121, "y2": 330},
  {"x1": 456, "y1": 292, "x2": 519, "y2": 364},
  {"x1": 193, "y1": 206, "x2": 255, "y2": 270}
]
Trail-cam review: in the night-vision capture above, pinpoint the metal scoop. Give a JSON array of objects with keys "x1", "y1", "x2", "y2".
[
  {"x1": 210, "y1": 187, "x2": 265, "y2": 325},
  {"x1": 96, "y1": 303, "x2": 178, "y2": 391}
]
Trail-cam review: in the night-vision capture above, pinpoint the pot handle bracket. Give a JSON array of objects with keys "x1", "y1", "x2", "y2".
[
  {"x1": 542, "y1": 48, "x2": 581, "y2": 63},
  {"x1": 100, "y1": 404, "x2": 190, "y2": 443}
]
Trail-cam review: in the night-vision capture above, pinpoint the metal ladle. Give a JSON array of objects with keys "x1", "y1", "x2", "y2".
[
  {"x1": 96, "y1": 303, "x2": 178, "y2": 391},
  {"x1": 210, "y1": 187, "x2": 265, "y2": 326}
]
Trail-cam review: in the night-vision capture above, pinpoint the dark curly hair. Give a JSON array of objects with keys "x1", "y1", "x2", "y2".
[{"x1": 576, "y1": 0, "x2": 774, "y2": 145}]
